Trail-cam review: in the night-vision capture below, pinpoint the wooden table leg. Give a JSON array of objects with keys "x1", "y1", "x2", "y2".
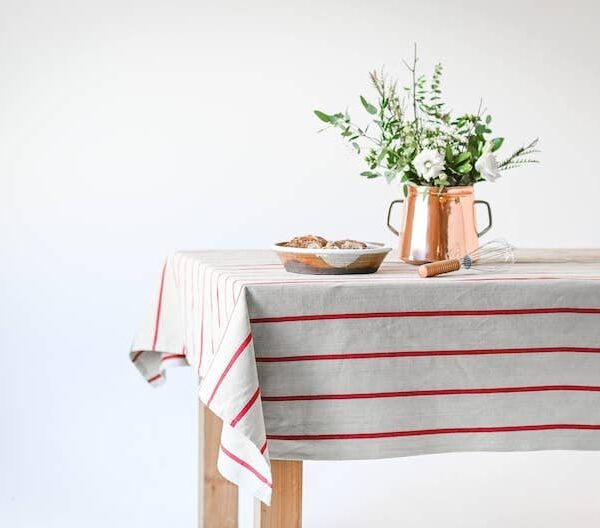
[
  {"x1": 199, "y1": 403, "x2": 238, "y2": 528},
  {"x1": 259, "y1": 460, "x2": 303, "y2": 528}
]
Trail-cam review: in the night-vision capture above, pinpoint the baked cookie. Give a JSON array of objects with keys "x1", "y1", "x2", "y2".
[
  {"x1": 286, "y1": 235, "x2": 327, "y2": 249},
  {"x1": 324, "y1": 240, "x2": 343, "y2": 249},
  {"x1": 332, "y1": 239, "x2": 367, "y2": 249}
]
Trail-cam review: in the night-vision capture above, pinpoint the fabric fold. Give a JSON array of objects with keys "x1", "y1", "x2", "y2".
[
  {"x1": 131, "y1": 258, "x2": 272, "y2": 504},
  {"x1": 130, "y1": 258, "x2": 187, "y2": 386},
  {"x1": 199, "y1": 288, "x2": 272, "y2": 504}
]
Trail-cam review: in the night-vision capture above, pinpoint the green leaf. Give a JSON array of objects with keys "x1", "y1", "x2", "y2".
[
  {"x1": 314, "y1": 110, "x2": 333, "y2": 123},
  {"x1": 491, "y1": 137, "x2": 504, "y2": 152},
  {"x1": 455, "y1": 151, "x2": 471, "y2": 165},
  {"x1": 456, "y1": 162, "x2": 473, "y2": 174},
  {"x1": 352, "y1": 142, "x2": 360, "y2": 154},
  {"x1": 485, "y1": 115, "x2": 492, "y2": 125},
  {"x1": 360, "y1": 171, "x2": 380, "y2": 179},
  {"x1": 384, "y1": 171, "x2": 396, "y2": 183},
  {"x1": 360, "y1": 95, "x2": 377, "y2": 115}
]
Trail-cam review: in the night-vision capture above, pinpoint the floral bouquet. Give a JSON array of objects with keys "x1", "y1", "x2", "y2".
[{"x1": 314, "y1": 47, "x2": 539, "y2": 197}]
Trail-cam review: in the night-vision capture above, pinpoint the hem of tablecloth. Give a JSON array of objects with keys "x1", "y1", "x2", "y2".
[
  {"x1": 130, "y1": 259, "x2": 273, "y2": 505},
  {"x1": 129, "y1": 343, "x2": 188, "y2": 387},
  {"x1": 199, "y1": 384, "x2": 273, "y2": 505},
  {"x1": 216, "y1": 423, "x2": 273, "y2": 505},
  {"x1": 266, "y1": 437, "x2": 600, "y2": 462}
]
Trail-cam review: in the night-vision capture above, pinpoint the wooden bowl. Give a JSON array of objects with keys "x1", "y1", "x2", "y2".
[{"x1": 272, "y1": 242, "x2": 391, "y2": 275}]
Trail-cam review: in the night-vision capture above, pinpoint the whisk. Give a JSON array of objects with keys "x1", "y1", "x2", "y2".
[{"x1": 418, "y1": 238, "x2": 515, "y2": 278}]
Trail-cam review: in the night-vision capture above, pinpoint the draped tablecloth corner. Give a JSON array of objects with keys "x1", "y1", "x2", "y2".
[
  {"x1": 129, "y1": 250, "x2": 600, "y2": 505},
  {"x1": 130, "y1": 255, "x2": 274, "y2": 504}
]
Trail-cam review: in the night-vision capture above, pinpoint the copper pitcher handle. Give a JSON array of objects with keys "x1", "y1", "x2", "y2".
[
  {"x1": 474, "y1": 200, "x2": 492, "y2": 237},
  {"x1": 386, "y1": 199, "x2": 404, "y2": 237}
]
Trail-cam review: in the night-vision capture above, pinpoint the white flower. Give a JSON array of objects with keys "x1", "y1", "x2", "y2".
[
  {"x1": 475, "y1": 143, "x2": 502, "y2": 182},
  {"x1": 412, "y1": 149, "x2": 445, "y2": 182}
]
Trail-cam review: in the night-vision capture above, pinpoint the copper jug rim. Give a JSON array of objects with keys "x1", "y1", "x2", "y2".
[{"x1": 407, "y1": 185, "x2": 474, "y2": 196}]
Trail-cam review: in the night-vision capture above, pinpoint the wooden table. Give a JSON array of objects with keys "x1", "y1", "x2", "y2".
[{"x1": 199, "y1": 405, "x2": 302, "y2": 528}]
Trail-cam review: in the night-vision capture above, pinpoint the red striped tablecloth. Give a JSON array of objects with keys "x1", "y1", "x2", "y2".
[{"x1": 130, "y1": 250, "x2": 600, "y2": 504}]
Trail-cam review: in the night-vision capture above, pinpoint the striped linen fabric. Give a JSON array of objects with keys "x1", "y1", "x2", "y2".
[{"x1": 130, "y1": 250, "x2": 600, "y2": 504}]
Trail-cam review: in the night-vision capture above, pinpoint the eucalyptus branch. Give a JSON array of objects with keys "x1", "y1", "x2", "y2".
[{"x1": 341, "y1": 120, "x2": 382, "y2": 147}]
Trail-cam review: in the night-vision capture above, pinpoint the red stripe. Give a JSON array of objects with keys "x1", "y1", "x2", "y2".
[
  {"x1": 267, "y1": 424, "x2": 600, "y2": 441},
  {"x1": 203, "y1": 263, "x2": 283, "y2": 269},
  {"x1": 229, "y1": 274, "x2": 426, "y2": 291},
  {"x1": 152, "y1": 262, "x2": 168, "y2": 349},
  {"x1": 161, "y1": 353, "x2": 186, "y2": 362},
  {"x1": 207, "y1": 333, "x2": 253, "y2": 406},
  {"x1": 228, "y1": 276, "x2": 600, "y2": 295},
  {"x1": 209, "y1": 268, "x2": 215, "y2": 355},
  {"x1": 461, "y1": 276, "x2": 600, "y2": 282},
  {"x1": 262, "y1": 385, "x2": 600, "y2": 402},
  {"x1": 182, "y1": 259, "x2": 190, "y2": 357},
  {"x1": 147, "y1": 374, "x2": 162, "y2": 383},
  {"x1": 235, "y1": 278, "x2": 415, "y2": 290},
  {"x1": 260, "y1": 441, "x2": 268, "y2": 454},
  {"x1": 256, "y1": 346, "x2": 600, "y2": 363},
  {"x1": 216, "y1": 278, "x2": 221, "y2": 327},
  {"x1": 198, "y1": 266, "x2": 208, "y2": 376},
  {"x1": 191, "y1": 261, "x2": 197, "y2": 309},
  {"x1": 231, "y1": 388, "x2": 261, "y2": 427},
  {"x1": 220, "y1": 445, "x2": 272, "y2": 487},
  {"x1": 132, "y1": 351, "x2": 143, "y2": 363},
  {"x1": 251, "y1": 307, "x2": 600, "y2": 324}
]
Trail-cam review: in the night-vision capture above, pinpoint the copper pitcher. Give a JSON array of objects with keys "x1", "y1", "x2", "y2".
[{"x1": 387, "y1": 186, "x2": 492, "y2": 265}]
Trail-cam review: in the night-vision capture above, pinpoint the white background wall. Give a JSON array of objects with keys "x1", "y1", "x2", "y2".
[{"x1": 2, "y1": 1, "x2": 600, "y2": 526}]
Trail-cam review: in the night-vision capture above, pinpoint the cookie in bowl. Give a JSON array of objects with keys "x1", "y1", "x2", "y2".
[
  {"x1": 325, "y1": 239, "x2": 367, "y2": 249},
  {"x1": 273, "y1": 236, "x2": 391, "y2": 275},
  {"x1": 285, "y1": 235, "x2": 328, "y2": 249}
]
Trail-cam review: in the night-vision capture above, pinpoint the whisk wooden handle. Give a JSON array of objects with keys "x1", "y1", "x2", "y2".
[{"x1": 418, "y1": 258, "x2": 461, "y2": 278}]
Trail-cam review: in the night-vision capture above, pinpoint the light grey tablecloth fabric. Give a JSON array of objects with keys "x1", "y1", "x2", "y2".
[{"x1": 130, "y1": 250, "x2": 600, "y2": 503}]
